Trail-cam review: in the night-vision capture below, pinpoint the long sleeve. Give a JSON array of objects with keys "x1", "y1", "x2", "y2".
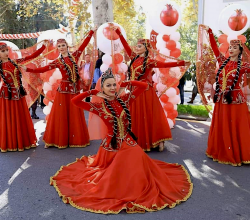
[
  {"x1": 26, "y1": 60, "x2": 57, "y2": 73},
  {"x1": 115, "y1": 28, "x2": 134, "y2": 59},
  {"x1": 16, "y1": 45, "x2": 46, "y2": 64},
  {"x1": 73, "y1": 30, "x2": 94, "y2": 59},
  {"x1": 120, "y1": 80, "x2": 147, "y2": 105},
  {"x1": 207, "y1": 28, "x2": 221, "y2": 60},
  {"x1": 148, "y1": 60, "x2": 186, "y2": 68},
  {"x1": 71, "y1": 89, "x2": 99, "y2": 111}
]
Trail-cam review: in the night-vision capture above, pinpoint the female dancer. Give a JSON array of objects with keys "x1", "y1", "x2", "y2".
[
  {"x1": 203, "y1": 25, "x2": 250, "y2": 166},
  {"x1": 23, "y1": 27, "x2": 97, "y2": 149},
  {"x1": 0, "y1": 42, "x2": 46, "y2": 152},
  {"x1": 114, "y1": 27, "x2": 190, "y2": 151},
  {"x1": 50, "y1": 68, "x2": 193, "y2": 214}
]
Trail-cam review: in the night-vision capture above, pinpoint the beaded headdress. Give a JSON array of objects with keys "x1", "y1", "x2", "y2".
[
  {"x1": 137, "y1": 39, "x2": 152, "y2": 49},
  {"x1": 230, "y1": 39, "x2": 242, "y2": 47},
  {"x1": 57, "y1": 39, "x2": 67, "y2": 44},
  {"x1": 101, "y1": 68, "x2": 114, "y2": 87},
  {"x1": 0, "y1": 42, "x2": 8, "y2": 50}
]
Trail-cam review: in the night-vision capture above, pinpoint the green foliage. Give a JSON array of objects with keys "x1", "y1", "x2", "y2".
[
  {"x1": 113, "y1": 0, "x2": 146, "y2": 45},
  {"x1": 172, "y1": 0, "x2": 198, "y2": 62},
  {"x1": 177, "y1": 104, "x2": 212, "y2": 117},
  {"x1": 243, "y1": 28, "x2": 250, "y2": 50}
]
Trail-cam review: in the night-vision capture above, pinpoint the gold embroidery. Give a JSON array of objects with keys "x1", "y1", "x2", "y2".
[
  {"x1": 58, "y1": 57, "x2": 77, "y2": 83},
  {"x1": 4, "y1": 69, "x2": 19, "y2": 88}
]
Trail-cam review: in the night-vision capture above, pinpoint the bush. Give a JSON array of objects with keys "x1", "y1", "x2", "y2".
[{"x1": 177, "y1": 105, "x2": 212, "y2": 117}]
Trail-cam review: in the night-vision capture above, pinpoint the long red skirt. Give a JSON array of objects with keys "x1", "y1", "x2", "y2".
[
  {"x1": 130, "y1": 86, "x2": 172, "y2": 151},
  {"x1": 43, "y1": 92, "x2": 90, "y2": 148},
  {"x1": 207, "y1": 101, "x2": 250, "y2": 166},
  {"x1": 0, "y1": 97, "x2": 36, "y2": 152},
  {"x1": 50, "y1": 142, "x2": 193, "y2": 214}
]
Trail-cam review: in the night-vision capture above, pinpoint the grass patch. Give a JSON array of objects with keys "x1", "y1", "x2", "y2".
[{"x1": 177, "y1": 105, "x2": 212, "y2": 117}]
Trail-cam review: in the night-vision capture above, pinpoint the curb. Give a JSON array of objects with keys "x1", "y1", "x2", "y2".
[{"x1": 177, "y1": 114, "x2": 210, "y2": 122}]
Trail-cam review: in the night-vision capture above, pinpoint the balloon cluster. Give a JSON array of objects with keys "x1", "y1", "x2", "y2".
[
  {"x1": 149, "y1": 0, "x2": 182, "y2": 128},
  {"x1": 218, "y1": 4, "x2": 250, "y2": 57},
  {"x1": 97, "y1": 22, "x2": 128, "y2": 82}
]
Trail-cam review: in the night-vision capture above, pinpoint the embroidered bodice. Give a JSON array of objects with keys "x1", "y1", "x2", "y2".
[
  {"x1": 27, "y1": 30, "x2": 94, "y2": 94},
  {"x1": 208, "y1": 28, "x2": 250, "y2": 104},
  {"x1": 0, "y1": 45, "x2": 46, "y2": 100},
  {"x1": 71, "y1": 81, "x2": 147, "y2": 151}
]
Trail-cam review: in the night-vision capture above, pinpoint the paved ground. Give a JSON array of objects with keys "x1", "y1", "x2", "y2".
[{"x1": 0, "y1": 100, "x2": 249, "y2": 220}]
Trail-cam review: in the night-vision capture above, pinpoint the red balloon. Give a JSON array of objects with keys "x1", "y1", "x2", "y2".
[
  {"x1": 228, "y1": 9, "x2": 248, "y2": 31},
  {"x1": 160, "y1": 4, "x2": 179, "y2": 27},
  {"x1": 175, "y1": 87, "x2": 180, "y2": 95},
  {"x1": 219, "y1": 43, "x2": 229, "y2": 53},
  {"x1": 155, "y1": 55, "x2": 166, "y2": 62},
  {"x1": 162, "y1": 35, "x2": 170, "y2": 42},
  {"x1": 46, "y1": 91, "x2": 53, "y2": 100},
  {"x1": 218, "y1": 34, "x2": 228, "y2": 44},
  {"x1": 103, "y1": 26, "x2": 121, "y2": 40},
  {"x1": 170, "y1": 48, "x2": 181, "y2": 58},
  {"x1": 163, "y1": 102, "x2": 174, "y2": 111},
  {"x1": 237, "y1": 35, "x2": 247, "y2": 43},
  {"x1": 150, "y1": 30, "x2": 158, "y2": 49},
  {"x1": 225, "y1": 51, "x2": 230, "y2": 58},
  {"x1": 43, "y1": 98, "x2": 49, "y2": 105},
  {"x1": 167, "y1": 109, "x2": 178, "y2": 119},
  {"x1": 113, "y1": 53, "x2": 123, "y2": 64},
  {"x1": 160, "y1": 94, "x2": 169, "y2": 103},
  {"x1": 166, "y1": 40, "x2": 176, "y2": 50},
  {"x1": 160, "y1": 68, "x2": 169, "y2": 77},
  {"x1": 109, "y1": 64, "x2": 119, "y2": 74}
]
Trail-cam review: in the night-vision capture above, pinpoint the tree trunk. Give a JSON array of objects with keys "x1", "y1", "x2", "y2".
[{"x1": 92, "y1": 0, "x2": 114, "y2": 27}]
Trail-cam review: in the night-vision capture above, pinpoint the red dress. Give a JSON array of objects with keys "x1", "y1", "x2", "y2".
[
  {"x1": 27, "y1": 30, "x2": 94, "y2": 149},
  {"x1": 116, "y1": 29, "x2": 186, "y2": 151},
  {"x1": 206, "y1": 28, "x2": 250, "y2": 166},
  {"x1": 0, "y1": 45, "x2": 46, "y2": 152},
  {"x1": 50, "y1": 81, "x2": 193, "y2": 214}
]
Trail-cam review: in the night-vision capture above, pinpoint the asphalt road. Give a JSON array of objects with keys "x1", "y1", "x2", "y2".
[{"x1": 0, "y1": 107, "x2": 249, "y2": 220}]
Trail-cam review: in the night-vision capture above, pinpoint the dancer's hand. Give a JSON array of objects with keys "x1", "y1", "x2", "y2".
[
  {"x1": 43, "y1": 40, "x2": 50, "y2": 47},
  {"x1": 96, "y1": 92, "x2": 112, "y2": 100},
  {"x1": 92, "y1": 26, "x2": 98, "y2": 32},
  {"x1": 200, "y1": 24, "x2": 209, "y2": 31},
  {"x1": 19, "y1": 65, "x2": 27, "y2": 71},
  {"x1": 184, "y1": 60, "x2": 191, "y2": 67},
  {"x1": 117, "y1": 87, "x2": 125, "y2": 98}
]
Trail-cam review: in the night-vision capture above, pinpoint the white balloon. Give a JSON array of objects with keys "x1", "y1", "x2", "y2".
[
  {"x1": 176, "y1": 41, "x2": 181, "y2": 49},
  {"x1": 167, "y1": 118, "x2": 174, "y2": 128},
  {"x1": 218, "y1": 3, "x2": 250, "y2": 35},
  {"x1": 156, "y1": 82, "x2": 166, "y2": 93},
  {"x1": 152, "y1": 74, "x2": 159, "y2": 83},
  {"x1": 169, "y1": 67, "x2": 181, "y2": 78},
  {"x1": 100, "y1": 63, "x2": 109, "y2": 73},
  {"x1": 170, "y1": 32, "x2": 180, "y2": 41},
  {"x1": 97, "y1": 22, "x2": 127, "y2": 54},
  {"x1": 156, "y1": 40, "x2": 167, "y2": 50},
  {"x1": 43, "y1": 106, "x2": 51, "y2": 115},
  {"x1": 165, "y1": 87, "x2": 177, "y2": 98},
  {"x1": 49, "y1": 76, "x2": 56, "y2": 84},
  {"x1": 227, "y1": 33, "x2": 239, "y2": 43},
  {"x1": 48, "y1": 102, "x2": 53, "y2": 108},
  {"x1": 168, "y1": 94, "x2": 180, "y2": 105},
  {"x1": 37, "y1": 30, "x2": 67, "y2": 48},
  {"x1": 102, "y1": 54, "x2": 112, "y2": 65},
  {"x1": 159, "y1": 48, "x2": 170, "y2": 56},
  {"x1": 53, "y1": 70, "x2": 62, "y2": 80},
  {"x1": 149, "y1": 1, "x2": 182, "y2": 35},
  {"x1": 119, "y1": 63, "x2": 128, "y2": 73},
  {"x1": 156, "y1": 34, "x2": 164, "y2": 42},
  {"x1": 174, "y1": 104, "x2": 177, "y2": 110},
  {"x1": 43, "y1": 82, "x2": 52, "y2": 91}
]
